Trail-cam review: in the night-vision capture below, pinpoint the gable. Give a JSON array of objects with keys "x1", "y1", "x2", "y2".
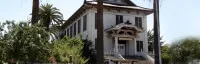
[{"x1": 91, "y1": 0, "x2": 137, "y2": 6}]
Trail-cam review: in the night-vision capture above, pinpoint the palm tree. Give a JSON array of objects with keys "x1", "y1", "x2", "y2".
[
  {"x1": 31, "y1": 0, "x2": 39, "y2": 24},
  {"x1": 38, "y1": 3, "x2": 63, "y2": 30}
]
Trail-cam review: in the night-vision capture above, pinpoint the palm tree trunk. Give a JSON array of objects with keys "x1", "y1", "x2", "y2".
[
  {"x1": 153, "y1": 0, "x2": 162, "y2": 64},
  {"x1": 96, "y1": 0, "x2": 104, "y2": 64},
  {"x1": 31, "y1": 0, "x2": 39, "y2": 25}
]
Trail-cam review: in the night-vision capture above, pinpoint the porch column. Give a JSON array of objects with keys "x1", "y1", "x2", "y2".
[
  {"x1": 114, "y1": 36, "x2": 119, "y2": 54},
  {"x1": 134, "y1": 37, "x2": 137, "y2": 55}
]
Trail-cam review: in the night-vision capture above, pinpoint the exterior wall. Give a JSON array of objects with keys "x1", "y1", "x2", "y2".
[{"x1": 65, "y1": 7, "x2": 149, "y2": 56}]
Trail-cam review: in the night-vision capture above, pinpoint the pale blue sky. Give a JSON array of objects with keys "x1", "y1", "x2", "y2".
[{"x1": 0, "y1": 0, "x2": 200, "y2": 44}]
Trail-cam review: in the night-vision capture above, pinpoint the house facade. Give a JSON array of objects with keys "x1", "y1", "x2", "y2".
[{"x1": 61, "y1": 0, "x2": 153, "y2": 64}]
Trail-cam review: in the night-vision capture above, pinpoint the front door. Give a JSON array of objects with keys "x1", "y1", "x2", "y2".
[{"x1": 118, "y1": 44, "x2": 125, "y2": 56}]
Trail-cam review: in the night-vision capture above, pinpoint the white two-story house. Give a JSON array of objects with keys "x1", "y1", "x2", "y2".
[{"x1": 61, "y1": 0, "x2": 153, "y2": 64}]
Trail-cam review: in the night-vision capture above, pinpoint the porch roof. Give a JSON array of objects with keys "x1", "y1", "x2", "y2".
[{"x1": 105, "y1": 23, "x2": 144, "y2": 33}]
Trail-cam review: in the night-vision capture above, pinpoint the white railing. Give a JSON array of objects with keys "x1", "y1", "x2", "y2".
[{"x1": 104, "y1": 50, "x2": 115, "y2": 56}]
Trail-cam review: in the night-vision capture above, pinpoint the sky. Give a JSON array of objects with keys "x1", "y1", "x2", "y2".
[{"x1": 0, "y1": 0, "x2": 200, "y2": 44}]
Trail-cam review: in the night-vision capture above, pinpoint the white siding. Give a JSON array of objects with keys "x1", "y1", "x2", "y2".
[{"x1": 64, "y1": 8, "x2": 149, "y2": 56}]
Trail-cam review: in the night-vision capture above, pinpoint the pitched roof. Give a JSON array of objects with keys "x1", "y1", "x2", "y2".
[{"x1": 60, "y1": 1, "x2": 153, "y2": 30}]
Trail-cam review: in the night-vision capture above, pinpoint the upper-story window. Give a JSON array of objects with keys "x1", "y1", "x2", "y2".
[
  {"x1": 116, "y1": 15, "x2": 123, "y2": 25},
  {"x1": 73, "y1": 23, "x2": 76, "y2": 36},
  {"x1": 78, "y1": 20, "x2": 81, "y2": 33},
  {"x1": 135, "y1": 17, "x2": 142, "y2": 28},
  {"x1": 95, "y1": 13, "x2": 97, "y2": 29},
  {"x1": 83, "y1": 15, "x2": 87, "y2": 31},
  {"x1": 70, "y1": 26, "x2": 73, "y2": 37},
  {"x1": 137, "y1": 41, "x2": 143, "y2": 52}
]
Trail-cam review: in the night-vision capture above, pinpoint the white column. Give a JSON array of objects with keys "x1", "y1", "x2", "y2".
[
  {"x1": 134, "y1": 37, "x2": 137, "y2": 55},
  {"x1": 115, "y1": 36, "x2": 119, "y2": 54}
]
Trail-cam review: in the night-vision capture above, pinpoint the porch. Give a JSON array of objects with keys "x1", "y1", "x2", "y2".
[{"x1": 104, "y1": 23, "x2": 148, "y2": 64}]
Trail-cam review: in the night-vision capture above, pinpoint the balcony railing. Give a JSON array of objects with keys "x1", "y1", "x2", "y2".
[{"x1": 104, "y1": 50, "x2": 115, "y2": 56}]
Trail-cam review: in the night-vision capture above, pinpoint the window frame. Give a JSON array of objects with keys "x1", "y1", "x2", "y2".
[
  {"x1": 116, "y1": 15, "x2": 123, "y2": 25},
  {"x1": 136, "y1": 41, "x2": 143, "y2": 52}
]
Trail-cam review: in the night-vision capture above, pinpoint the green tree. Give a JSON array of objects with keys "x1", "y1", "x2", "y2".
[
  {"x1": 51, "y1": 36, "x2": 88, "y2": 64},
  {"x1": 168, "y1": 37, "x2": 200, "y2": 64},
  {"x1": 82, "y1": 40, "x2": 96, "y2": 64},
  {"x1": 38, "y1": 3, "x2": 63, "y2": 30},
  {"x1": 0, "y1": 21, "x2": 51, "y2": 63},
  {"x1": 147, "y1": 29, "x2": 164, "y2": 52},
  {"x1": 161, "y1": 45, "x2": 170, "y2": 64}
]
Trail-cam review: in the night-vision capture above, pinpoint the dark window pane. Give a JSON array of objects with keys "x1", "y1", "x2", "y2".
[
  {"x1": 139, "y1": 17, "x2": 142, "y2": 28},
  {"x1": 70, "y1": 26, "x2": 73, "y2": 37},
  {"x1": 95, "y1": 13, "x2": 97, "y2": 29},
  {"x1": 137, "y1": 41, "x2": 140, "y2": 52},
  {"x1": 120, "y1": 16, "x2": 123, "y2": 23},
  {"x1": 135, "y1": 17, "x2": 138, "y2": 27},
  {"x1": 135, "y1": 17, "x2": 142, "y2": 28},
  {"x1": 67, "y1": 28, "x2": 69, "y2": 37},
  {"x1": 116, "y1": 15, "x2": 123, "y2": 25},
  {"x1": 78, "y1": 20, "x2": 81, "y2": 33},
  {"x1": 140, "y1": 41, "x2": 143, "y2": 51},
  {"x1": 116, "y1": 15, "x2": 119, "y2": 25},
  {"x1": 137, "y1": 41, "x2": 143, "y2": 52},
  {"x1": 74, "y1": 23, "x2": 76, "y2": 36},
  {"x1": 83, "y1": 15, "x2": 87, "y2": 31}
]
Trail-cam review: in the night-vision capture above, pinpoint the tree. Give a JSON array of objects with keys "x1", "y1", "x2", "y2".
[
  {"x1": 82, "y1": 40, "x2": 96, "y2": 64},
  {"x1": 168, "y1": 37, "x2": 200, "y2": 64},
  {"x1": 147, "y1": 29, "x2": 164, "y2": 53},
  {"x1": 31, "y1": 0, "x2": 39, "y2": 24},
  {"x1": 51, "y1": 36, "x2": 88, "y2": 64},
  {"x1": 161, "y1": 45, "x2": 170, "y2": 64},
  {"x1": 0, "y1": 21, "x2": 51, "y2": 63},
  {"x1": 38, "y1": 3, "x2": 63, "y2": 30}
]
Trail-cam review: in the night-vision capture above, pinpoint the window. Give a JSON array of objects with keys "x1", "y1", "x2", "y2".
[
  {"x1": 95, "y1": 38, "x2": 97, "y2": 50},
  {"x1": 83, "y1": 15, "x2": 87, "y2": 31},
  {"x1": 73, "y1": 23, "x2": 76, "y2": 36},
  {"x1": 78, "y1": 20, "x2": 81, "y2": 33},
  {"x1": 116, "y1": 15, "x2": 123, "y2": 25},
  {"x1": 135, "y1": 17, "x2": 142, "y2": 28},
  {"x1": 137, "y1": 41, "x2": 143, "y2": 52},
  {"x1": 95, "y1": 13, "x2": 97, "y2": 29},
  {"x1": 67, "y1": 28, "x2": 69, "y2": 37},
  {"x1": 70, "y1": 26, "x2": 73, "y2": 37}
]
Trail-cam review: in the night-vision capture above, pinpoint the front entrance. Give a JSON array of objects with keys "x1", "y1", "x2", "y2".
[
  {"x1": 118, "y1": 44, "x2": 125, "y2": 56},
  {"x1": 118, "y1": 40, "x2": 126, "y2": 56}
]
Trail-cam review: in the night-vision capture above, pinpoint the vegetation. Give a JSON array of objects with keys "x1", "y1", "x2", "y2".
[
  {"x1": 82, "y1": 40, "x2": 96, "y2": 64},
  {"x1": 168, "y1": 37, "x2": 200, "y2": 64},
  {"x1": 0, "y1": 21, "x2": 87, "y2": 63},
  {"x1": 147, "y1": 29, "x2": 164, "y2": 53},
  {"x1": 51, "y1": 36, "x2": 88, "y2": 64},
  {"x1": 0, "y1": 21, "x2": 51, "y2": 63},
  {"x1": 161, "y1": 45, "x2": 170, "y2": 64},
  {"x1": 38, "y1": 3, "x2": 63, "y2": 30}
]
